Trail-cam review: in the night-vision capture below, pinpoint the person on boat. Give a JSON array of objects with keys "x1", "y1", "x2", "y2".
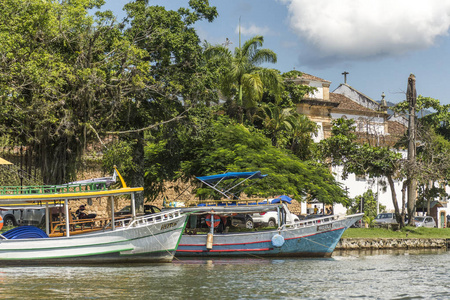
[{"x1": 76, "y1": 205, "x2": 97, "y2": 219}]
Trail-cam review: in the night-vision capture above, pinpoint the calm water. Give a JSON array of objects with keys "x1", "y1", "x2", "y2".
[{"x1": 1, "y1": 249, "x2": 450, "y2": 299}]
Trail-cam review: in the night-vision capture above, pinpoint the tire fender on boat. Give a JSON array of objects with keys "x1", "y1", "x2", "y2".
[
  {"x1": 271, "y1": 234, "x2": 285, "y2": 247},
  {"x1": 206, "y1": 214, "x2": 220, "y2": 228},
  {"x1": 0, "y1": 215, "x2": 3, "y2": 230}
]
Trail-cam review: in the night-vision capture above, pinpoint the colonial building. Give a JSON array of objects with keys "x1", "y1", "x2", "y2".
[{"x1": 290, "y1": 73, "x2": 436, "y2": 222}]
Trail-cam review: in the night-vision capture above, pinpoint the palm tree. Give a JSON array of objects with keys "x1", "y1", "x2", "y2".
[
  {"x1": 255, "y1": 103, "x2": 295, "y2": 147},
  {"x1": 205, "y1": 35, "x2": 282, "y2": 123},
  {"x1": 289, "y1": 114, "x2": 318, "y2": 160}
]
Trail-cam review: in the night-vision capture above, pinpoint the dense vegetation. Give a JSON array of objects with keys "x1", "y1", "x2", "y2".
[{"x1": 2, "y1": 0, "x2": 450, "y2": 214}]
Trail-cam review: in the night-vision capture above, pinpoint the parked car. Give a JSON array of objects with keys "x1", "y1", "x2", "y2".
[
  {"x1": 0, "y1": 207, "x2": 47, "y2": 228},
  {"x1": 252, "y1": 211, "x2": 278, "y2": 227},
  {"x1": 252, "y1": 210, "x2": 300, "y2": 228},
  {"x1": 374, "y1": 213, "x2": 397, "y2": 225},
  {"x1": 414, "y1": 216, "x2": 436, "y2": 228},
  {"x1": 20, "y1": 208, "x2": 46, "y2": 226},
  {"x1": 231, "y1": 214, "x2": 254, "y2": 229},
  {"x1": 0, "y1": 209, "x2": 21, "y2": 227}
]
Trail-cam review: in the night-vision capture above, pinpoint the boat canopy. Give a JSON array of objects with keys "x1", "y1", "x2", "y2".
[
  {"x1": 0, "y1": 168, "x2": 142, "y2": 203},
  {"x1": 196, "y1": 171, "x2": 268, "y2": 200},
  {"x1": 196, "y1": 171, "x2": 267, "y2": 183}
]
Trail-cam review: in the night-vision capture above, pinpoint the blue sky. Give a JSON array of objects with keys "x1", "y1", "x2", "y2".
[{"x1": 102, "y1": 0, "x2": 450, "y2": 105}]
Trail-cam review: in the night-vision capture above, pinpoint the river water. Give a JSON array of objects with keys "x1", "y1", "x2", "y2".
[{"x1": 1, "y1": 249, "x2": 449, "y2": 299}]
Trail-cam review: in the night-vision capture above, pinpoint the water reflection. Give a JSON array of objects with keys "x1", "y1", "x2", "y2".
[{"x1": 0, "y1": 249, "x2": 448, "y2": 299}]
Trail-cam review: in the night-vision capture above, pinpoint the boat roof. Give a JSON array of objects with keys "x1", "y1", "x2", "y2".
[
  {"x1": 0, "y1": 187, "x2": 143, "y2": 204},
  {"x1": 170, "y1": 203, "x2": 283, "y2": 215},
  {"x1": 0, "y1": 169, "x2": 143, "y2": 204},
  {"x1": 196, "y1": 171, "x2": 268, "y2": 200},
  {"x1": 0, "y1": 202, "x2": 64, "y2": 209},
  {"x1": 196, "y1": 171, "x2": 267, "y2": 183}
]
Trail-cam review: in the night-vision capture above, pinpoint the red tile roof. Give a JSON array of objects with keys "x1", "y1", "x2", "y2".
[
  {"x1": 329, "y1": 93, "x2": 374, "y2": 112},
  {"x1": 296, "y1": 73, "x2": 331, "y2": 83}
]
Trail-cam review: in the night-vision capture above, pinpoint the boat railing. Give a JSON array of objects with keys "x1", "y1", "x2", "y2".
[
  {"x1": 187, "y1": 198, "x2": 280, "y2": 207},
  {"x1": 0, "y1": 181, "x2": 109, "y2": 195},
  {"x1": 280, "y1": 214, "x2": 339, "y2": 230},
  {"x1": 111, "y1": 209, "x2": 182, "y2": 229}
]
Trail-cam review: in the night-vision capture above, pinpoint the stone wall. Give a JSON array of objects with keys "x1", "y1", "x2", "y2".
[{"x1": 336, "y1": 238, "x2": 447, "y2": 250}]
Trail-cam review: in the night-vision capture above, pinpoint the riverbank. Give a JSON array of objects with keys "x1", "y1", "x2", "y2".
[
  {"x1": 337, "y1": 227, "x2": 450, "y2": 250},
  {"x1": 336, "y1": 238, "x2": 448, "y2": 250}
]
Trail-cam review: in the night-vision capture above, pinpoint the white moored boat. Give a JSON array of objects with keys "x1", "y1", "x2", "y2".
[{"x1": 0, "y1": 168, "x2": 187, "y2": 264}]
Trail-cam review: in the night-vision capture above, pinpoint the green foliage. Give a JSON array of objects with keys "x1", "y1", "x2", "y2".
[
  {"x1": 204, "y1": 35, "x2": 282, "y2": 122},
  {"x1": 347, "y1": 190, "x2": 385, "y2": 218},
  {"x1": 180, "y1": 121, "x2": 348, "y2": 204},
  {"x1": 318, "y1": 118, "x2": 358, "y2": 169},
  {"x1": 362, "y1": 215, "x2": 375, "y2": 228},
  {"x1": 102, "y1": 140, "x2": 135, "y2": 182}
]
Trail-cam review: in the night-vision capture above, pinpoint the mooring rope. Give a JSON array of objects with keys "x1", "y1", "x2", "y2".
[
  {"x1": 301, "y1": 236, "x2": 332, "y2": 251},
  {"x1": 144, "y1": 217, "x2": 184, "y2": 262}
]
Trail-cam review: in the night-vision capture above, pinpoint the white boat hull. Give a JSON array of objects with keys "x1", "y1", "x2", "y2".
[{"x1": 0, "y1": 213, "x2": 187, "y2": 264}]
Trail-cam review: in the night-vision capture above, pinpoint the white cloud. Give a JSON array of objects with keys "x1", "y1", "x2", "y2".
[
  {"x1": 236, "y1": 23, "x2": 272, "y2": 36},
  {"x1": 283, "y1": 0, "x2": 450, "y2": 63}
]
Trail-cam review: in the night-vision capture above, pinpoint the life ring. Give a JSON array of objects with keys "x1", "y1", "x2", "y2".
[
  {"x1": 206, "y1": 214, "x2": 220, "y2": 228},
  {"x1": 0, "y1": 215, "x2": 3, "y2": 230}
]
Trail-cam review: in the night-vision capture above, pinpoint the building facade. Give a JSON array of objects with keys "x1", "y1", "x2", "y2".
[{"x1": 291, "y1": 73, "x2": 450, "y2": 225}]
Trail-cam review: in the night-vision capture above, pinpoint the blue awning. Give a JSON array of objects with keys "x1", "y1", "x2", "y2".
[
  {"x1": 270, "y1": 195, "x2": 292, "y2": 204},
  {"x1": 196, "y1": 171, "x2": 267, "y2": 183}
]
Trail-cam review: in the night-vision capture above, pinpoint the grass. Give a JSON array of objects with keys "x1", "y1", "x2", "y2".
[{"x1": 342, "y1": 227, "x2": 450, "y2": 239}]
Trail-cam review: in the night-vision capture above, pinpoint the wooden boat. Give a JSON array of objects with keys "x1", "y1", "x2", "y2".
[
  {"x1": 175, "y1": 171, "x2": 362, "y2": 258},
  {"x1": 0, "y1": 168, "x2": 187, "y2": 264}
]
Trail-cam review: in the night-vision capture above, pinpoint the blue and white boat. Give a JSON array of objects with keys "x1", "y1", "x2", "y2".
[{"x1": 176, "y1": 171, "x2": 362, "y2": 258}]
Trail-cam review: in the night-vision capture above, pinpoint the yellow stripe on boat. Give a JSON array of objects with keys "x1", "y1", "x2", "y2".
[{"x1": 0, "y1": 187, "x2": 143, "y2": 202}]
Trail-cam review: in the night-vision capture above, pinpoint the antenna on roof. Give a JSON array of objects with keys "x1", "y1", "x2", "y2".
[
  {"x1": 223, "y1": 38, "x2": 232, "y2": 48},
  {"x1": 342, "y1": 71, "x2": 349, "y2": 84}
]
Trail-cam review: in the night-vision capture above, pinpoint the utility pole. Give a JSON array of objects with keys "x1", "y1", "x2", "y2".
[{"x1": 406, "y1": 74, "x2": 417, "y2": 225}]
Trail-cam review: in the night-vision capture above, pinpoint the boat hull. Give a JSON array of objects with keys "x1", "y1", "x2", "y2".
[
  {"x1": 177, "y1": 214, "x2": 361, "y2": 258},
  {"x1": 0, "y1": 214, "x2": 187, "y2": 265}
]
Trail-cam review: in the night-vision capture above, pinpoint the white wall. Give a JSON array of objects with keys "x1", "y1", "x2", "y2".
[
  {"x1": 331, "y1": 113, "x2": 386, "y2": 135},
  {"x1": 313, "y1": 122, "x2": 324, "y2": 143},
  {"x1": 308, "y1": 80, "x2": 324, "y2": 100},
  {"x1": 332, "y1": 149, "x2": 408, "y2": 215}
]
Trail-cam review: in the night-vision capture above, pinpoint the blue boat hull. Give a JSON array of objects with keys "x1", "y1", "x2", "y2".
[{"x1": 177, "y1": 214, "x2": 361, "y2": 258}]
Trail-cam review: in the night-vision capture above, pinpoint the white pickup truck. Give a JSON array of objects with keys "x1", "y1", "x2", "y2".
[
  {"x1": 251, "y1": 206, "x2": 300, "y2": 227},
  {"x1": 0, "y1": 208, "x2": 46, "y2": 227}
]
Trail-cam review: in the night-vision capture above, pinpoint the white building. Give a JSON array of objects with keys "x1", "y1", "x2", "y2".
[{"x1": 292, "y1": 73, "x2": 450, "y2": 225}]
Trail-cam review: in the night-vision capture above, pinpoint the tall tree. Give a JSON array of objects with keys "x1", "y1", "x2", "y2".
[
  {"x1": 0, "y1": 0, "x2": 115, "y2": 184},
  {"x1": 205, "y1": 35, "x2": 282, "y2": 122},
  {"x1": 319, "y1": 119, "x2": 406, "y2": 226},
  {"x1": 180, "y1": 120, "x2": 348, "y2": 204},
  {"x1": 101, "y1": 1, "x2": 218, "y2": 207}
]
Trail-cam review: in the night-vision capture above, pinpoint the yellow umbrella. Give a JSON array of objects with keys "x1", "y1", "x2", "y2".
[{"x1": 0, "y1": 158, "x2": 12, "y2": 165}]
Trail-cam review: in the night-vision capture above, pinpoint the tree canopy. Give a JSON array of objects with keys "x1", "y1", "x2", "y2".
[{"x1": 0, "y1": 0, "x2": 350, "y2": 209}]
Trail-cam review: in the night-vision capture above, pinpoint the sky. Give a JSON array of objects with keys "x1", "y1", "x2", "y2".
[{"x1": 102, "y1": 0, "x2": 450, "y2": 105}]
